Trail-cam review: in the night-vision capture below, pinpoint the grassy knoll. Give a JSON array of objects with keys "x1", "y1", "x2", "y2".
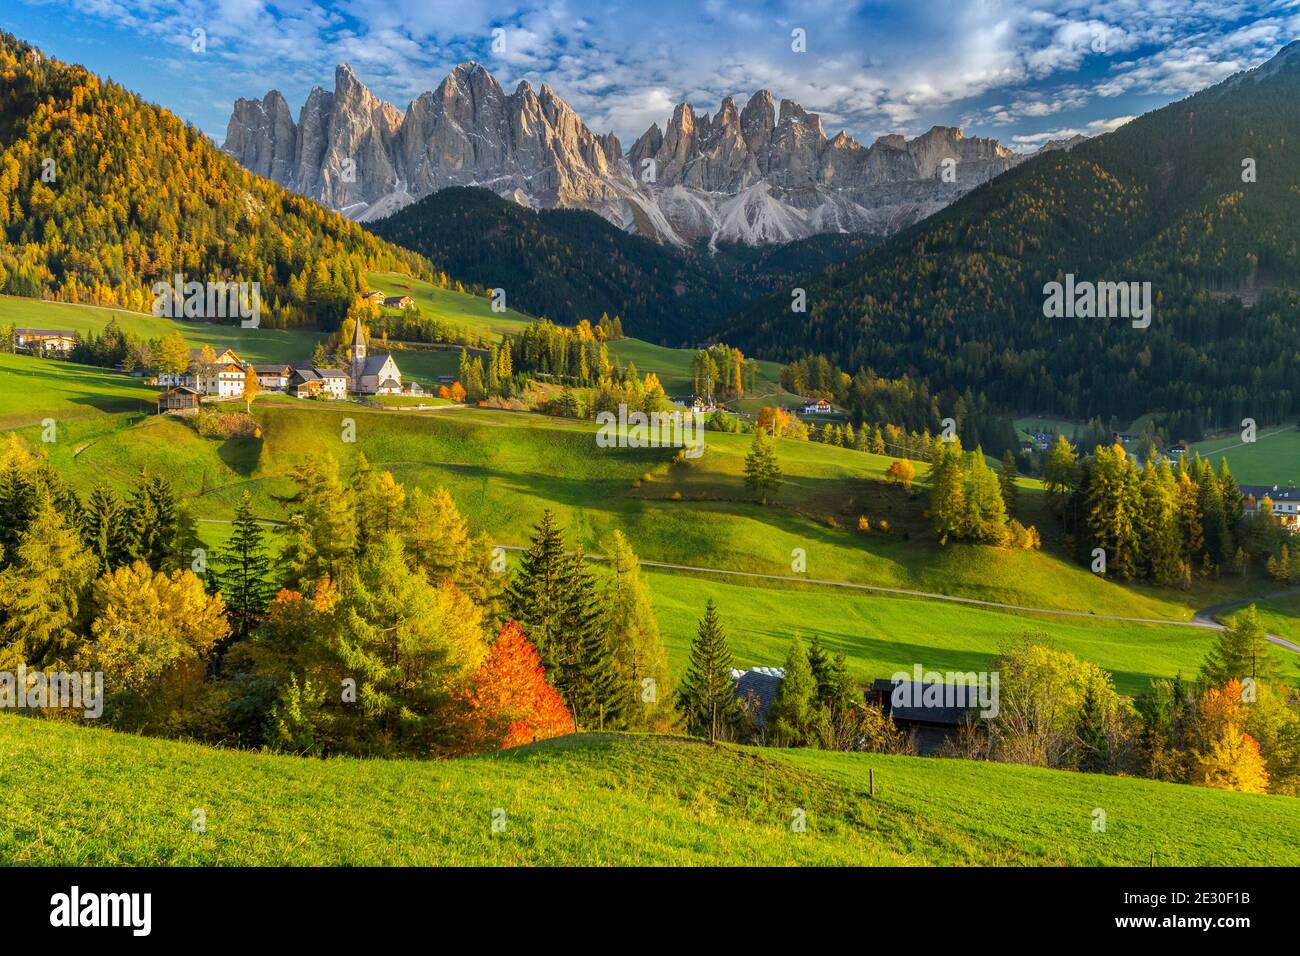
[
  {"x1": 2, "y1": 717, "x2": 1295, "y2": 866},
  {"x1": 1191, "y1": 425, "x2": 1300, "y2": 487},
  {"x1": 0, "y1": 353, "x2": 156, "y2": 427},
  {"x1": 363, "y1": 272, "x2": 787, "y2": 396}
]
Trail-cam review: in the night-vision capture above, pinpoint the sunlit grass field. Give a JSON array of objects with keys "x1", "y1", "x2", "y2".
[{"x1": 2, "y1": 717, "x2": 1295, "y2": 866}]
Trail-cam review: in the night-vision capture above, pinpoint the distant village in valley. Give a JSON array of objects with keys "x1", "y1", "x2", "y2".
[{"x1": 12, "y1": 290, "x2": 438, "y2": 414}]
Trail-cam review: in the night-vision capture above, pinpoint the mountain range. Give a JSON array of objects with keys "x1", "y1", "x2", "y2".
[
  {"x1": 722, "y1": 41, "x2": 1300, "y2": 432},
  {"x1": 223, "y1": 62, "x2": 1023, "y2": 246}
]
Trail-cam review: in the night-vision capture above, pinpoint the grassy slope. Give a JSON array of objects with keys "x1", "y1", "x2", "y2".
[
  {"x1": 644, "y1": 570, "x2": 1299, "y2": 696},
  {"x1": 1, "y1": 717, "x2": 1295, "y2": 866},
  {"x1": 365, "y1": 271, "x2": 788, "y2": 396},
  {"x1": 23, "y1": 399, "x2": 1288, "y2": 693},
  {"x1": 0, "y1": 295, "x2": 324, "y2": 364},
  {"x1": 2, "y1": 306, "x2": 1295, "y2": 693},
  {"x1": 1253, "y1": 592, "x2": 1300, "y2": 646},
  {"x1": 1191, "y1": 426, "x2": 1300, "y2": 486},
  {"x1": 34, "y1": 402, "x2": 1202, "y2": 617},
  {"x1": 0, "y1": 353, "x2": 156, "y2": 427}
]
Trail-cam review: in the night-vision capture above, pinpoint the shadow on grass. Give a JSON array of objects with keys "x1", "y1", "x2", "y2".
[{"x1": 218, "y1": 436, "x2": 262, "y2": 476}]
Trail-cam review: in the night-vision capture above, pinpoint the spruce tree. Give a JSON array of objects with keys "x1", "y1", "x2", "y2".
[
  {"x1": 1075, "y1": 684, "x2": 1110, "y2": 773},
  {"x1": 0, "y1": 441, "x2": 37, "y2": 562},
  {"x1": 807, "y1": 633, "x2": 832, "y2": 705},
  {"x1": 124, "y1": 473, "x2": 178, "y2": 570},
  {"x1": 506, "y1": 509, "x2": 570, "y2": 666},
  {"x1": 675, "y1": 599, "x2": 739, "y2": 743},
  {"x1": 554, "y1": 548, "x2": 622, "y2": 730},
  {"x1": 743, "y1": 430, "x2": 783, "y2": 504},
  {"x1": 217, "y1": 491, "x2": 275, "y2": 639},
  {"x1": 767, "y1": 634, "x2": 817, "y2": 746},
  {"x1": 998, "y1": 449, "x2": 1019, "y2": 512},
  {"x1": 1196, "y1": 459, "x2": 1232, "y2": 568},
  {"x1": 1200, "y1": 605, "x2": 1277, "y2": 686},
  {"x1": 80, "y1": 483, "x2": 130, "y2": 572}
]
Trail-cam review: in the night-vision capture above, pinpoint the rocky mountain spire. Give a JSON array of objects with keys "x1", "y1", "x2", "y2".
[{"x1": 223, "y1": 62, "x2": 1025, "y2": 245}]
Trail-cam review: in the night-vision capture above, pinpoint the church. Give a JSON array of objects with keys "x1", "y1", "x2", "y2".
[{"x1": 349, "y1": 319, "x2": 404, "y2": 395}]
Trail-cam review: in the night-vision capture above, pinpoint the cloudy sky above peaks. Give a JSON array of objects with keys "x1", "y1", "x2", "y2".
[{"x1": 6, "y1": 0, "x2": 1298, "y2": 149}]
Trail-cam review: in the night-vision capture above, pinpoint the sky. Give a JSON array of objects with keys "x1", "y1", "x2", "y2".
[{"x1": 4, "y1": 0, "x2": 1298, "y2": 151}]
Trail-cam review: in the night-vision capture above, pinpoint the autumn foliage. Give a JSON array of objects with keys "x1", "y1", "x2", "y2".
[
  {"x1": 885, "y1": 459, "x2": 916, "y2": 491},
  {"x1": 1192, "y1": 680, "x2": 1270, "y2": 794},
  {"x1": 461, "y1": 621, "x2": 574, "y2": 750}
]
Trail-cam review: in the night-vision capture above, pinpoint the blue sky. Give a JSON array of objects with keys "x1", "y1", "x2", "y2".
[{"x1": 5, "y1": 1, "x2": 1298, "y2": 150}]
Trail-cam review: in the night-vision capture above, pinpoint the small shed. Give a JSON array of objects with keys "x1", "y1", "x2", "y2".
[{"x1": 158, "y1": 385, "x2": 200, "y2": 413}]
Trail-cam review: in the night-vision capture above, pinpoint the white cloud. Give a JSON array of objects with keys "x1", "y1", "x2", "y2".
[
  {"x1": 25, "y1": 0, "x2": 1300, "y2": 145},
  {"x1": 1010, "y1": 114, "x2": 1136, "y2": 148}
]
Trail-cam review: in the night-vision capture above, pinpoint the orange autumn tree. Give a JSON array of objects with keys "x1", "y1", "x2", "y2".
[
  {"x1": 757, "y1": 406, "x2": 792, "y2": 437},
  {"x1": 461, "y1": 621, "x2": 574, "y2": 751},
  {"x1": 1192, "y1": 679, "x2": 1270, "y2": 794},
  {"x1": 886, "y1": 459, "x2": 916, "y2": 491}
]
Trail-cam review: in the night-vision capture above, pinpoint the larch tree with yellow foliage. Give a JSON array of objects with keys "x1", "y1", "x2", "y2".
[{"x1": 1192, "y1": 680, "x2": 1270, "y2": 794}]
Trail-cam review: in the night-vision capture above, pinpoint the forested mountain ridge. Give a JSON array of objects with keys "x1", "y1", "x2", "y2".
[
  {"x1": 722, "y1": 42, "x2": 1300, "y2": 433},
  {"x1": 366, "y1": 186, "x2": 875, "y2": 343},
  {"x1": 0, "y1": 33, "x2": 430, "y2": 329}
]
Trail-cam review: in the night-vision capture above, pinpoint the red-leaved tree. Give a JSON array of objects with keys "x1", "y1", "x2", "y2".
[{"x1": 461, "y1": 621, "x2": 574, "y2": 750}]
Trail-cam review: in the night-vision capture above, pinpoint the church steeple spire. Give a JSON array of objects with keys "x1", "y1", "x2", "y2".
[{"x1": 351, "y1": 317, "x2": 367, "y2": 392}]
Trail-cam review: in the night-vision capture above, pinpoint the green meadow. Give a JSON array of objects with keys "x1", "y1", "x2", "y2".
[
  {"x1": 0, "y1": 353, "x2": 156, "y2": 428},
  {"x1": 643, "y1": 570, "x2": 1282, "y2": 697},
  {"x1": 2, "y1": 291, "x2": 1297, "y2": 700},
  {"x1": 363, "y1": 271, "x2": 788, "y2": 396},
  {"x1": 2, "y1": 717, "x2": 1295, "y2": 866},
  {"x1": 1191, "y1": 426, "x2": 1300, "y2": 487},
  {"x1": 26, "y1": 401, "x2": 1204, "y2": 619}
]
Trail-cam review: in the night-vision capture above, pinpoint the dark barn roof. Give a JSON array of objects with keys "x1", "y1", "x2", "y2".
[{"x1": 871, "y1": 678, "x2": 982, "y2": 726}]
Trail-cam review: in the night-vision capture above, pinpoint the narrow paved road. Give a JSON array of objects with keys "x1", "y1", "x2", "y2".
[{"x1": 1193, "y1": 587, "x2": 1300, "y2": 653}]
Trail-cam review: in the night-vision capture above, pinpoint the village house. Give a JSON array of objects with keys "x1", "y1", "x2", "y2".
[
  {"x1": 317, "y1": 368, "x2": 349, "y2": 400},
  {"x1": 252, "y1": 364, "x2": 293, "y2": 390},
  {"x1": 382, "y1": 295, "x2": 414, "y2": 310},
  {"x1": 195, "y1": 360, "x2": 247, "y2": 400},
  {"x1": 158, "y1": 347, "x2": 245, "y2": 390},
  {"x1": 802, "y1": 398, "x2": 833, "y2": 415},
  {"x1": 288, "y1": 368, "x2": 323, "y2": 399},
  {"x1": 359, "y1": 291, "x2": 387, "y2": 306},
  {"x1": 672, "y1": 395, "x2": 716, "y2": 414},
  {"x1": 14, "y1": 328, "x2": 77, "y2": 353},
  {"x1": 1242, "y1": 484, "x2": 1300, "y2": 531}
]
